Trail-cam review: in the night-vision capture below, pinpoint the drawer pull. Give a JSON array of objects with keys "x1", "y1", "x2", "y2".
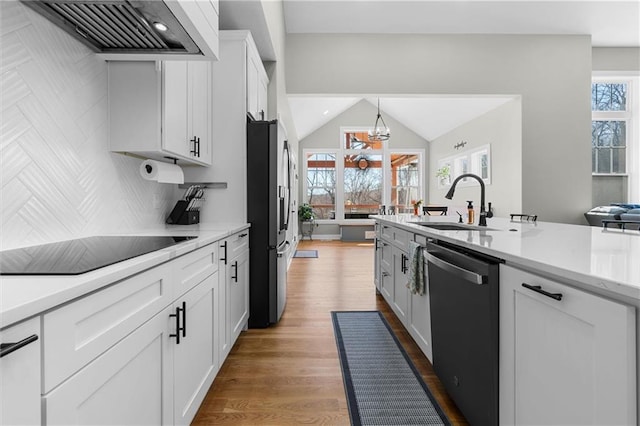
[
  {"x1": 522, "y1": 283, "x2": 563, "y2": 301},
  {"x1": 170, "y1": 303, "x2": 186, "y2": 344},
  {"x1": 239, "y1": 233, "x2": 248, "y2": 238},
  {"x1": 0, "y1": 335, "x2": 38, "y2": 358},
  {"x1": 220, "y1": 241, "x2": 228, "y2": 265},
  {"x1": 231, "y1": 261, "x2": 238, "y2": 282}
]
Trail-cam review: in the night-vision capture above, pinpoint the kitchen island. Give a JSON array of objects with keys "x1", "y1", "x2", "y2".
[{"x1": 373, "y1": 214, "x2": 638, "y2": 425}]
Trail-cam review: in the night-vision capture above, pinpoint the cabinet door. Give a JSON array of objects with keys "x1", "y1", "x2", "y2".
[
  {"x1": 227, "y1": 250, "x2": 249, "y2": 346},
  {"x1": 188, "y1": 61, "x2": 212, "y2": 165},
  {"x1": 380, "y1": 241, "x2": 393, "y2": 302},
  {"x1": 374, "y1": 237, "x2": 381, "y2": 291},
  {"x1": 173, "y1": 272, "x2": 218, "y2": 425},
  {"x1": 246, "y1": 52, "x2": 259, "y2": 119},
  {"x1": 391, "y1": 246, "x2": 409, "y2": 325},
  {"x1": 257, "y1": 73, "x2": 268, "y2": 120},
  {"x1": 408, "y1": 283, "x2": 433, "y2": 362},
  {"x1": 163, "y1": 61, "x2": 190, "y2": 159},
  {"x1": 500, "y1": 265, "x2": 636, "y2": 426},
  {"x1": 45, "y1": 307, "x2": 174, "y2": 426},
  {"x1": 0, "y1": 317, "x2": 41, "y2": 426}
]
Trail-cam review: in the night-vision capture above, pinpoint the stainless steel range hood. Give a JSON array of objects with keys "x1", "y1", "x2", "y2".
[{"x1": 22, "y1": 0, "x2": 201, "y2": 56}]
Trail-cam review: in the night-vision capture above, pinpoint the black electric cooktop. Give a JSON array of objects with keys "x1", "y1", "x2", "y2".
[{"x1": 0, "y1": 236, "x2": 197, "y2": 276}]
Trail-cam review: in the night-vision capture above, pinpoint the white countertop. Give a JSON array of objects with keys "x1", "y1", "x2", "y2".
[
  {"x1": 374, "y1": 215, "x2": 640, "y2": 302},
  {"x1": 0, "y1": 222, "x2": 249, "y2": 329}
]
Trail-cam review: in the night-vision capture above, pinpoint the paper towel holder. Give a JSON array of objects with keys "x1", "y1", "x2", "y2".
[{"x1": 147, "y1": 156, "x2": 177, "y2": 174}]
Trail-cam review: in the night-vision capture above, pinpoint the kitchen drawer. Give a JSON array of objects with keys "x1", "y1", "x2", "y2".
[
  {"x1": 43, "y1": 262, "x2": 172, "y2": 392},
  {"x1": 392, "y1": 227, "x2": 410, "y2": 251},
  {"x1": 220, "y1": 230, "x2": 249, "y2": 265},
  {"x1": 173, "y1": 242, "x2": 218, "y2": 298},
  {"x1": 380, "y1": 224, "x2": 394, "y2": 241}
]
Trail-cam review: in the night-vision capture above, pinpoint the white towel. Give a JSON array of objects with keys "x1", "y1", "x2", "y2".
[{"x1": 407, "y1": 241, "x2": 425, "y2": 296}]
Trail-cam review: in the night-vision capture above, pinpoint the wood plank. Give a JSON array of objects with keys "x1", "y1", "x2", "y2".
[{"x1": 193, "y1": 240, "x2": 468, "y2": 425}]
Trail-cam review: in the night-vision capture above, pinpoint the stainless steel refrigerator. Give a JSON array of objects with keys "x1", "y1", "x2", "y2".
[{"x1": 246, "y1": 118, "x2": 292, "y2": 328}]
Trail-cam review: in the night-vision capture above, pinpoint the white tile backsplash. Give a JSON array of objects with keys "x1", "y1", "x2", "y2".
[{"x1": 0, "y1": 1, "x2": 175, "y2": 250}]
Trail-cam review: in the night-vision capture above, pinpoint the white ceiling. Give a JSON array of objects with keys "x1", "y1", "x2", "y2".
[
  {"x1": 221, "y1": 0, "x2": 639, "y2": 141},
  {"x1": 283, "y1": 0, "x2": 640, "y2": 48},
  {"x1": 289, "y1": 96, "x2": 517, "y2": 140}
]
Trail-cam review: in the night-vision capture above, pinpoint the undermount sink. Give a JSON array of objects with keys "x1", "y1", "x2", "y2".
[{"x1": 411, "y1": 222, "x2": 498, "y2": 231}]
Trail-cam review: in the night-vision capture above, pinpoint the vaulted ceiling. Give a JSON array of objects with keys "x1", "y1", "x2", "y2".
[{"x1": 220, "y1": 0, "x2": 639, "y2": 141}]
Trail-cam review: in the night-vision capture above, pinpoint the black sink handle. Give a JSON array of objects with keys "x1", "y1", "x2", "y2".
[{"x1": 522, "y1": 283, "x2": 563, "y2": 301}]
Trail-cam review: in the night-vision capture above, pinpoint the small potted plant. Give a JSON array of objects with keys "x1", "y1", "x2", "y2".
[
  {"x1": 412, "y1": 199, "x2": 423, "y2": 216},
  {"x1": 436, "y1": 165, "x2": 451, "y2": 186},
  {"x1": 299, "y1": 203, "x2": 315, "y2": 222}
]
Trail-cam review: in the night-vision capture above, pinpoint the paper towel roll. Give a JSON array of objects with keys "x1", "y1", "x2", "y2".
[{"x1": 139, "y1": 160, "x2": 184, "y2": 184}]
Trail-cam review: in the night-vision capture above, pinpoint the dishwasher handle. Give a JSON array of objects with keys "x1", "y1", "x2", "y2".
[{"x1": 425, "y1": 251, "x2": 487, "y2": 285}]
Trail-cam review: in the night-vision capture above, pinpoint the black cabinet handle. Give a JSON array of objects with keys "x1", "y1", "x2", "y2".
[
  {"x1": 169, "y1": 305, "x2": 184, "y2": 344},
  {"x1": 239, "y1": 233, "x2": 248, "y2": 238},
  {"x1": 401, "y1": 253, "x2": 408, "y2": 274},
  {"x1": 181, "y1": 301, "x2": 187, "y2": 338},
  {"x1": 220, "y1": 241, "x2": 228, "y2": 265},
  {"x1": 0, "y1": 334, "x2": 38, "y2": 358},
  {"x1": 190, "y1": 136, "x2": 200, "y2": 157},
  {"x1": 231, "y1": 261, "x2": 238, "y2": 282},
  {"x1": 522, "y1": 283, "x2": 563, "y2": 301}
]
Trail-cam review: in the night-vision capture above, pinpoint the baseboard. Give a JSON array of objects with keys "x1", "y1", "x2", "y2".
[{"x1": 298, "y1": 234, "x2": 341, "y2": 241}]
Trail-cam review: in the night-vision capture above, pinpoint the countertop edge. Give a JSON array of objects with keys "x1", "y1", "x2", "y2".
[
  {"x1": 0, "y1": 223, "x2": 250, "y2": 329},
  {"x1": 374, "y1": 215, "x2": 640, "y2": 303}
]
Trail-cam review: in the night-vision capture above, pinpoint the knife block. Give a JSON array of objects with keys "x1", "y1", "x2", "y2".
[{"x1": 166, "y1": 200, "x2": 200, "y2": 225}]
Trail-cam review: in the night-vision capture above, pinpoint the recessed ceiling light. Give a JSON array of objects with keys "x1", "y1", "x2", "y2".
[
  {"x1": 153, "y1": 22, "x2": 168, "y2": 32},
  {"x1": 323, "y1": 110, "x2": 329, "y2": 115}
]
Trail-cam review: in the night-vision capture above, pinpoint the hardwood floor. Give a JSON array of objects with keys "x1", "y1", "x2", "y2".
[{"x1": 193, "y1": 240, "x2": 468, "y2": 425}]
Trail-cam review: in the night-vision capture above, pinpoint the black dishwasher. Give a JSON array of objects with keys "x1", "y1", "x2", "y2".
[{"x1": 425, "y1": 239, "x2": 501, "y2": 425}]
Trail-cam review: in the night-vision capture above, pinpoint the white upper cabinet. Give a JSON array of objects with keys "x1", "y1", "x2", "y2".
[
  {"x1": 109, "y1": 61, "x2": 212, "y2": 166},
  {"x1": 183, "y1": 31, "x2": 268, "y2": 223},
  {"x1": 246, "y1": 40, "x2": 269, "y2": 121}
]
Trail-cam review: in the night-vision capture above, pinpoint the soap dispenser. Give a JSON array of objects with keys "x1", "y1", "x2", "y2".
[{"x1": 467, "y1": 201, "x2": 474, "y2": 225}]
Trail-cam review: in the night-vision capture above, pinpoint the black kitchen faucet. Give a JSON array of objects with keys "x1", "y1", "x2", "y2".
[{"x1": 445, "y1": 173, "x2": 493, "y2": 226}]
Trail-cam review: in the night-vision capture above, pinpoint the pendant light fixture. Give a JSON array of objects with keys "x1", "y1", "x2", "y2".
[{"x1": 368, "y1": 98, "x2": 391, "y2": 142}]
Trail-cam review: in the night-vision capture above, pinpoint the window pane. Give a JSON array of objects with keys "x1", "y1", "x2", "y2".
[
  {"x1": 480, "y1": 154, "x2": 489, "y2": 179},
  {"x1": 343, "y1": 154, "x2": 382, "y2": 218},
  {"x1": 612, "y1": 148, "x2": 626, "y2": 173},
  {"x1": 344, "y1": 131, "x2": 383, "y2": 150},
  {"x1": 306, "y1": 153, "x2": 336, "y2": 219},
  {"x1": 592, "y1": 83, "x2": 627, "y2": 111},
  {"x1": 390, "y1": 153, "x2": 420, "y2": 212},
  {"x1": 596, "y1": 149, "x2": 611, "y2": 174},
  {"x1": 592, "y1": 121, "x2": 626, "y2": 174}
]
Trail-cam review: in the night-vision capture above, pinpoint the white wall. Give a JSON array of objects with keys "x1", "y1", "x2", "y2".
[
  {"x1": 286, "y1": 34, "x2": 593, "y2": 224},
  {"x1": 429, "y1": 98, "x2": 522, "y2": 218},
  {"x1": 1, "y1": 1, "x2": 175, "y2": 250}
]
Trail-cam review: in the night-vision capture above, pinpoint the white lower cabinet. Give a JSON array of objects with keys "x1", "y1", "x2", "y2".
[
  {"x1": 172, "y1": 272, "x2": 219, "y2": 425},
  {"x1": 0, "y1": 317, "x2": 41, "y2": 426},
  {"x1": 40, "y1": 240, "x2": 235, "y2": 426},
  {"x1": 218, "y1": 231, "x2": 250, "y2": 363},
  {"x1": 391, "y1": 246, "x2": 409, "y2": 325},
  {"x1": 499, "y1": 264, "x2": 637, "y2": 425},
  {"x1": 44, "y1": 306, "x2": 174, "y2": 425},
  {"x1": 380, "y1": 239, "x2": 393, "y2": 302},
  {"x1": 227, "y1": 249, "x2": 249, "y2": 344},
  {"x1": 408, "y1": 287, "x2": 433, "y2": 362}
]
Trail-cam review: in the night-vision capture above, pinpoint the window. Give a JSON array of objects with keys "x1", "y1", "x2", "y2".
[
  {"x1": 437, "y1": 145, "x2": 491, "y2": 189},
  {"x1": 390, "y1": 154, "x2": 420, "y2": 212},
  {"x1": 592, "y1": 82, "x2": 629, "y2": 174},
  {"x1": 306, "y1": 152, "x2": 336, "y2": 219},
  {"x1": 303, "y1": 129, "x2": 424, "y2": 221}
]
